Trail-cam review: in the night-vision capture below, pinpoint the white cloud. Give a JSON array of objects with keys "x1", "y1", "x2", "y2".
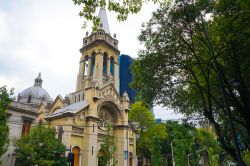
[{"x1": 0, "y1": 0, "x2": 182, "y2": 119}]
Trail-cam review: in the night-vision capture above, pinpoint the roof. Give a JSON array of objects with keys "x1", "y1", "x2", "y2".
[
  {"x1": 47, "y1": 100, "x2": 89, "y2": 118},
  {"x1": 18, "y1": 73, "x2": 52, "y2": 104},
  {"x1": 98, "y1": 7, "x2": 110, "y2": 34}
]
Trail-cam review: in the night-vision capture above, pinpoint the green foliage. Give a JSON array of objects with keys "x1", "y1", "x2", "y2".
[
  {"x1": 138, "y1": 124, "x2": 167, "y2": 165},
  {"x1": 242, "y1": 150, "x2": 250, "y2": 165},
  {"x1": 72, "y1": 0, "x2": 168, "y2": 29},
  {"x1": 15, "y1": 125, "x2": 67, "y2": 166},
  {"x1": 164, "y1": 121, "x2": 221, "y2": 166},
  {"x1": 129, "y1": 101, "x2": 154, "y2": 132},
  {"x1": 98, "y1": 124, "x2": 117, "y2": 166},
  {"x1": 0, "y1": 86, "x2": 13, "y2": 156},
  {"x1": 131, "y1": 0, "x2": 250, "y2": 164}
]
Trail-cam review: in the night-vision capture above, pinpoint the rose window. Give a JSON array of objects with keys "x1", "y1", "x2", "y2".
[{"x1": 98, "y1": 109, "x2": 112, "y2": 129}]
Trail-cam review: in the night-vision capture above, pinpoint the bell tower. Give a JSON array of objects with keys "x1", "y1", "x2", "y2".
[{"x1": 76, "y1": 8, "x2": 120, "y2": 91}]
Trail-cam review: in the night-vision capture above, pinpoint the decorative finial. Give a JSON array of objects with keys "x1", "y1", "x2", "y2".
[
  {"x1": 86, "y1": 31, "x2": 89, "y2": 36},
  {"x1": 114, "y1": 33, "x2": 116, "y2": 38},
  {"x1": 34, "y1": 72, "x2": 43, "y2": 87}
]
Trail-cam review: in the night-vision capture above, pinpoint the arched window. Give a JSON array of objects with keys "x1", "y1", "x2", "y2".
[
  {"x1": 91, "y1": 52, "x2": 96, "y2": 76},
  {"x1": 78, "y1": 94, "x2": 80, "y2": 101},
  {"x1": 84, "y1": 55, "x2": 88, "y2": 77},
  {"x1": 27, "y1": 95, "x2": 32, "y2": 103},
  {"x1": 110, "y1": 56, "x2": 114, "y2": 76},
  {"x1": 82, "y1": 93, "x2": 84, "y2": 100},
  {"x1": 103, "y1": 53, "x2": 108, "y2": 75}
]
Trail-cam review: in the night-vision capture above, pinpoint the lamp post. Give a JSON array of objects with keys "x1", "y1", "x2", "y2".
[
  {"x1": 188, "y1": 148, "x2": 208, "y2": 166},
  {"x1": 171, "y1": 141, "x2": 175, "y2": 166},
  {"x1": 187, "y1": 153, "x2": 192, "y2": 166}
]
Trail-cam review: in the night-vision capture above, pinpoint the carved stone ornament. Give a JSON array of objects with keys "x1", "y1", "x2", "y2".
[
  {"x1": 98, "y1": 109, "x2": 112, "y2": 130},
  {"x1": 72, "y1": 126, "x2": 84, "y2": 135},
  {"x1": 97, "y1": 85, "x2": 122, "y2": 110},
  {"x1": 73, "y1": 111, "x2": 85, "y2": 121},
  {"x1": 107, "y1": 73, "x2": 113, "y2": 81}
]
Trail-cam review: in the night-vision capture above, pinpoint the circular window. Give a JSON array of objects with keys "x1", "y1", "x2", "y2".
[{"x1": 98, "y1": 109, "x2": 112, "y2": 130}]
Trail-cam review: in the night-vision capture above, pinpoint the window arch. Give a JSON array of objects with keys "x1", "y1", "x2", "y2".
[
  {"x1": 110, "y1": 56, "x2": 114, "y2": 76},
  {"x1": 91, "y1": 52, "x2": 96, "y2": 76},
  {"x1": 103, "y1": 53, "x2": 108, "y2": 75},
  {"x1": 27, "y1": 95, "x2": 32, "y2": 103}
]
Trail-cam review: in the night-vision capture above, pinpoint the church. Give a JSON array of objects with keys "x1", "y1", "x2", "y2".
[
  {"x1": 2, "y1": 7, "x2": 137, "y2": 166},
  {"x1": 44, "y1": 7, "x2": 137, "y2": 166}
]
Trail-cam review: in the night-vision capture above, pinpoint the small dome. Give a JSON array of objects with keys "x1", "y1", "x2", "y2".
[{"x1": 18, "y1": 73, "x2": 52, "y2": 105}]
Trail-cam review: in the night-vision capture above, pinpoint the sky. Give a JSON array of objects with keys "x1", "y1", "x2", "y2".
[{"x1": 0, "y1": 0, "x2": 183, "y2": 120}]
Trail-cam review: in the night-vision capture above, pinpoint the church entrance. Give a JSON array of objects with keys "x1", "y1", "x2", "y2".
[
  {"x1": 72, "y1": 146, "x2": 80, "y2": 166},
  {"x1": 97, "y1": 149, "x2": 105, "y2": 166}
]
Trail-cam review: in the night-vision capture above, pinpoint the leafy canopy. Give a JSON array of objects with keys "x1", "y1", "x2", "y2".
[
  {"x1": 0, "y1": 86, "x2": 13, "y2": 156},
  {"x1": 131, "y1": 0, "x2": 250, "y2": 164},
  {"x1": 15, "y1": 125, "x2": 67, "y2": 166},
  {"x1": 129, "y1": 101, "x2": 154, "y2": 132},
  {"x1": 72, "y1": 0, "x2": 168, "y2": 29}
]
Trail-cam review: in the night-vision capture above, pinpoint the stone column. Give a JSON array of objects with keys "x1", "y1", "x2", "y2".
[
  {"x1": 107, "y1": 57, "x2": 110, "y2": 75},
  {"x1": 114, "y1": 61, "x2": 119, "y2": 91},
  {"x1": 87, "y1": 58, "x2": 92, "y2": 77},
  {"x1": 76, "y1": 57, "x2": 85, "y2": 91},
  {"x1": 97, "y1": 52, "x2": 103, "y2": 86},
  {"x1": 93, "y1": 54, "x2": 98, "y2": 80}
]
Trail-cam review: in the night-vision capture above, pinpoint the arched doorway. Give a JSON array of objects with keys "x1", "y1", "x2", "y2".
[
  {"x1": 97, "y1": 149, "x2": 105, "y2": 166},
  {"x1": 72, "y1": 146, "x2": 80, "y2": 166}
]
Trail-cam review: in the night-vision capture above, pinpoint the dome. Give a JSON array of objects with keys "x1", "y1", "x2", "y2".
[{"x1": 18, "y1": 73, "x2": 52, "y2": 105}]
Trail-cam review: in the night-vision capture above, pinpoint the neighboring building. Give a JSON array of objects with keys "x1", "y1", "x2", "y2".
[
  {"x1": 45, "y1": 8, "x2": 137, "y2": 166},
  {"x1": 119, "y1": 54, "x2": 137, "y2": 103},
  {"x1": 1, "y1": 73, "x2": 52, "y2": 166}
]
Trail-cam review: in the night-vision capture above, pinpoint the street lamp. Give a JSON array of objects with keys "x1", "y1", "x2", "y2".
[
  {"x1": 171, "y1": 141, "x2": 175, "y2": 166},
  {"x1": 188, "y1": 148, "x2": 208, "y2": 166}
]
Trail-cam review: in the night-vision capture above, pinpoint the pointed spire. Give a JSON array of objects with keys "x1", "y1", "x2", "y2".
[
  {"x1": 34, "y1": 72, "x2": 43, "y2": 87},
  {"x1": 98, "y1": 7, "x2": 110, "y2": 34}
]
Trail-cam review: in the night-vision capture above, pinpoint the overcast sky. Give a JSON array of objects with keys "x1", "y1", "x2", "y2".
[{"x1": 0, "y1": 0, "x2": 183, "y2": 120}]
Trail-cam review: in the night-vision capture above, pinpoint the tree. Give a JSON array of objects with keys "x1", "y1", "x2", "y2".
[
  {"x1": 138, "y1": 124, "x2": 167, "y2": 166},
  {"x1": 98, "y1": 124, "x2": 117, "y2": 166},
  {"x1": 128, "y1": 101, "x2": 167, "y2": 165},
  {"x1": 0, "y1": 86, "x2": 13, "y2": 157},
  {"x1": 130, "y1": 0, "x2": 250, "y2": 164},
  {"x1": 129, "y1": 101, "x2": 154, "y2": 132},
  {"x1": 164, "y1": 121, "x2": 221, "y2": 166},
  {"x1": 15, "y1": 125, "x2": 67, "y2": 166},
  {"x1": 71, "y1": 0, "x2": 167, "y2": 29}
]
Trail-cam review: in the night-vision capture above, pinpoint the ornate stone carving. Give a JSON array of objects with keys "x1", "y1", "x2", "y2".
[
  {"x1": 73, "y1": 111, "x2": 85, "y2": 121},
  {"x1": 72, "y1": 126, "x2": 84, "y2": 135},
  {"x1": 97, "y1": 85, "x2": 122, "y2": 110},
  {"x1": 98, "y1": 109, "x2": 112, "y2": 130}
]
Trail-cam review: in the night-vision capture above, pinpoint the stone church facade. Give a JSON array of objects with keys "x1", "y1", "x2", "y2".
[
  {"x1": 2, "y1": 7, "x2": 136, "y2": 166},
  {"x1": 46, "y1": 7, "x2": 136, "y2": 166}
]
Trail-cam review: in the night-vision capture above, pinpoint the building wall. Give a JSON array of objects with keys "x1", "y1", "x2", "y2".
[
  {"x1": 1, "y1": 103, "x2": 38, "y2": 166},
  {"x1": 119, "y1": 54, "x2": 137, "y2": 103}
]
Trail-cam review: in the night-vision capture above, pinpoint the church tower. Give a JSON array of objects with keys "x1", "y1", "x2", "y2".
[
  {"x1": 46, "y1": 8, "x2": 136, "y2": 166},
  {"x1": 76, "y1": 7, "x2": 120, "y2": 91}
]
